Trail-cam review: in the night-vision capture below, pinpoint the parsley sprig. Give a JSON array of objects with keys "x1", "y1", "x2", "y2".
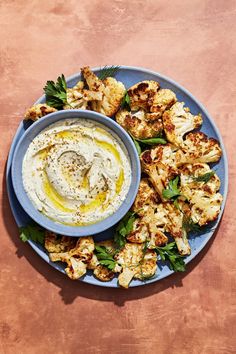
[
  {"x1": 95, "y1": 245, "x2": 117, "y2": 271},
  {"x1": 131, "y1": 135, "x2": 167, "y2": 156},
  {"x1": 193, "y1": 171, "x2": 215, "y2": 183},
  {"x1": 19, "y1": 224, "x2": 45, "y2": 245},
  {"x1": 162, "y1": 176, "x2": 184, "y2": 209},
  {"x1": 44, "y1": 74, "x2": 68, "y2": 109},
  {"x1": 114, "y1": 211, "x2": 137, "y2": 249},
  {"x1": 155, "y1": 242, "x2": 186, "y2": 272}
]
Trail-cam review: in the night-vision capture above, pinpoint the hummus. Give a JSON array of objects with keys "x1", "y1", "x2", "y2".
[{"x1": 22, "y1": 118, "x2": 131, "y2": 225}]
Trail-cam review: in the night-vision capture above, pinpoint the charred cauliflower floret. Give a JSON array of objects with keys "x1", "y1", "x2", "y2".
[
  {"x1": 49, "y1": 236, "x2": 94, "y2": 280},
  {"x1": 81, "y1": 66, "x2": 104, "y2": 92},
  {"x1": 126, "y1": 219, "x2": 149, "y2": 243},
  {"x1": 116, "y1": 108, "x2": 163, "y2": 139},
  {"x1": 179, "y1": 163, "x2": 221, "y2": 199},
  {"x1": 92, "y1": 77, "x2": 125, "y2": 117},
  {"x1": 176, "y1": 132, "x2": 222, "y2": 165},
  {"x1": 49, "y1": 251, "x2": 87, "y2": 280},
  {"x1": 140, "y1": 145, "x2": 178, "y2": 200},
  {"x1": 24, "y1": 104, "x2": 57, "y2": 121},
  {"x1": 44, "y1": 231, "x2": 76, "y2": 253},
  {"x1": 115, "y1": 243, "x2": 157, "y2": 288},
  {"x1": 130, "y1": 181, "x2": 168, "y2": 246},
  {"x1": 64, "y1": 80, "x2": 102, "y2": 110},
  {"x1": 67, "y1": 258, "x2": 87, "y2": 280},
  {"x1": 133, "y1": 178, "x2": 159, "y2": 214},
  {"x1": 143, "y1": 206, "x2": 168, "y2": 247},
  {"x1": 163, "y1": 102, "x2": 202, "y2": 147},
  {"x1": 68, "y1": 237, "x2": 95, "y2": 262},
  {"x1": 127, "y1": 209, "x2": 168, "y2": 247},
  {"x1": 115, "y1": 85, "x2": 176, "y2": 139},
  {"x1": 127, "y1": 80, "x2": 160, "y2": 111},
  {"x1": 163, "y1": 202, "x2": 191, "y2": 256},
  {"x1": 190, "y1": 190, "x2": 223, "y2": 226},
  {"x1": 93, "y1": 265, "x2": 115, "y2": 282},
  {"x1": 81, "y1": 66, "x2": 125, "y2": 117},
  {"x1": 179, "y1": 164, "x2": 223, "y2": 225},
  {"x1": 151, "y1": 89, "x2": 177, "y2": 116},
  {"x1": 87, "y1": 254, "x2": 99, "y2": 270}
]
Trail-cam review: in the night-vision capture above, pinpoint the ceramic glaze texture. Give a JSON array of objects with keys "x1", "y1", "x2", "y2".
[{"x1": 1, "y1": 1, "x2": 236, "y2": 354}]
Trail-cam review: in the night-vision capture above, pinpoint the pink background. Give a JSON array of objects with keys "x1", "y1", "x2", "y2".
[{"x1": 1, "y1": 1, "x2": 235, "y2": 353}]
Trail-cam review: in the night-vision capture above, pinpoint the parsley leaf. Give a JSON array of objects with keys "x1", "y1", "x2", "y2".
[
  {"x1": 136, "y1": 137, "x2": 167, "y2": 145},
  {"x1": 97, "y1": 65, "x2": 120, "y2": 80},
  {"x1": 182, "y1": 215, "x2": 200, "y2": 233},
  {"x1": 130, "y1": 134, "x2": 166, "y2": 155},
  {"x1": 193, "y1": 171, "x2": 215, "y2": 183},
  {"x1": 44, "y1": 74, "x2": 68, "y2": 109},
  {"x1": 95, "y1": 245, "x2": 116, "y2": 271},
  {"x1": 19, "y1": 224, "x2": 45, "y2": 245},
  {"x1": 114, "y1": 211, "x2": 137, "y2": 249},
  {"x1": 155, "y1": 242, "x2": 186, "y2": 272},
  {"x1": 121, "y1": 91, "x2": 131, "y2": 110},
  {"x1": 162, "y1": 176, "x2": 181, "y2": 200},
  {"x1": 132, "y1": 138, "x2": 142, "y2": 155}
]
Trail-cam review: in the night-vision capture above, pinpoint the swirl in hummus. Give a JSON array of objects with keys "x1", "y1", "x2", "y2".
[{"x1": 22, "y1": 118, "x2": 131, "y2": 225}]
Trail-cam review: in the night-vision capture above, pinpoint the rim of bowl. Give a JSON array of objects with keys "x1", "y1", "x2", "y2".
[{"x1": 11, "y1": 109, "x2": 141, "y2": 236}]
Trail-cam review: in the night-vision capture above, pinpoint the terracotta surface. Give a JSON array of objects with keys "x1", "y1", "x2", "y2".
[{"x1": 0, "y1": 1, "x2": 236, "y2": 353}]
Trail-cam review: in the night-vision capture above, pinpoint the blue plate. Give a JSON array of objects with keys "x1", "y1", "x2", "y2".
[{"x1": 6, "y1": 66, "x2": 228, "y2": 288}]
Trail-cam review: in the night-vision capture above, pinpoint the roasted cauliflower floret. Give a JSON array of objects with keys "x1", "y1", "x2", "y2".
[
  {"x1": 116, "y1": 108, "x2": 163, "y2": 139},
  {"x1": 24, "y1": 104, "x2": 57, "y2": 121},
  {"x1": 91, "y1": 77, "x2": 125, "y2": 117},
  {"x1": 163, "y1": 102, "x2": 202, "y2": 147},
  {"x1": 163, "y1": 202, "x2": 191, "y2": 256},
  {"x1": 133, "y1": 178, "x2": 159, "y2": 214},
  {"x1": 68, "y1": 237, "x2": 95, "y2": 262},
  {"x1": 179, "y1": 164, "x2": 223, "y2": 226},
  {"x1": 44, "y1": 231, "x2": 76, "y2": 253},
  {"x1": 115, "y1": 86, "x2": 175, "y2": 139},
  {"x1": 49, "y1": 236, "x2": 94, "y2": 280},
  {"x1": 179, "y1": 163, "x2": 221, "y2": 199},
  {"x1": 143, "y1": 206, "x2": 168, "y2": 247},
  {"x1": 82, "y1": 66, "x2": 125, "y2": 117},
  {"x1": 49, "y1": 251, "x2": 87, "y2": 280},
  {"x1": 67, "y1": 258, "x2": 87, "y2": 280},
  {"x1": 190, "y1": 190, "x2": 223, "y2": 226},
  {"x1": 115, "y1": 243, "x2": 157, "y2": 288},
  {"x1": 126, "y1": 219, "x2": 149, "y2": 243},
  {"x1": 127, "y1": 80, "x2": 160, "y2": 111},
  {"x1": 130, "y1": 181, "x2": 168, "y2": 246},
  {"x1": 148, "y1": 229, "x2": 169, "y2": 248},
  {"x1": 81, "y1": 66, "x2": 104, "y2": 92},
  {"x1": 64, "y1": 80, "x2": 102, "y2": 110},
  {"x1": 93, "y1": 265, "x2": 115, "y2": 282},
  {"x1": 140, "y1": 145, "x2": 178, "y2": 200},
  {"x1": 176, "y1": 132, "x2": 222, "y2": 165},
  {"x1": 87, "y1": 254, "x2": 99, "y2": 270},
  {"x1": 151, "y1": 89, "x2": 177, "y2": 116}
]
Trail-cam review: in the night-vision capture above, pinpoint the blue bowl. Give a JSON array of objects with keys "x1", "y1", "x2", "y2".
[{"x1": 11, "y1": 109, "x2": 141, "y2": 237}]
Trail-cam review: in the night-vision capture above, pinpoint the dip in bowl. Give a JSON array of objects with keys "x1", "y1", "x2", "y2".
[{"x1": 12, "y1": 110, "x2": 140, "y2": 236}]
